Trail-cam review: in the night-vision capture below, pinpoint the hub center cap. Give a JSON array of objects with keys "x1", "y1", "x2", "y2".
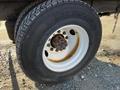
[{"x1": 51, "y1": 34, "x2": 67, "y2": 51}]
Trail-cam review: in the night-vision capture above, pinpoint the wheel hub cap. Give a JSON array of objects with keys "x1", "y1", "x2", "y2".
[{"x1": 51, "y1": 34, "x2": 67, "y2": 51}]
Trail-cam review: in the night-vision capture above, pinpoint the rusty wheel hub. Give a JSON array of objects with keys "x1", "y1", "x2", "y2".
[
  {"x1": 51, "y1": 34, "x2": 67, "y2": 51},
  {"x1": 42, "y1": 25, "x2": 89, "y2": 72}
]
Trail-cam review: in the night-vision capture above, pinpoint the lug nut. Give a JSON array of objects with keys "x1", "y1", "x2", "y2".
[
  {"x1": 50, "y1": 48, "x2": 54, "y2": 51},
  {"x1": 63, "y1": 31, "x2": 66, "y2": 35}
]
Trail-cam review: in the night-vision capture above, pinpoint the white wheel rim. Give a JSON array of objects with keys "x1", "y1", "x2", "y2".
[{"x1": 42, "y1": 25, "x2": 89, "y2": 72}]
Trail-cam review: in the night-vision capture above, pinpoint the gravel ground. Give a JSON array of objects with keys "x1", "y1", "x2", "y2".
[
  {"x1": 36, "y1": 58, "x2": 120, "y2": 90},
  {"x1": 0, "y1": 15, "x2": 120, "y2": 90}
]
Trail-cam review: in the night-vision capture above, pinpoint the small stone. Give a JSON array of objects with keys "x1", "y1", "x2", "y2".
[
  {"x1": 108, "y1": 64, "x2": 112, "y2": 67},
  {"x1": 22, "y1": 79, "x2": 26, "y2": 85},
  {"x1": 108, "y1": 58, "x2": 112, "y2": 61},
  {"x1": 81, "y1": 75, "x2": 85, "y2": 79},
  {"x1": 95, "y1": 74, "x2": 98, "y2": 77},
  {"x1": 102, "y1": 49, "x2": 105, "y2": 51},
  {"x1": 0, "y1": 86, "x2": 2, "y2": 89},
  {"x1": 117, "y1": 86, "x2": 120, "y2": 90},
  {"x1": 87, "y1": 66, "x2": 91, "y2": 70}
]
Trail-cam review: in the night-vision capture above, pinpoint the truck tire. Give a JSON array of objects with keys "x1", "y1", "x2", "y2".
[
  {"x1": 15, "y1": 0, "x2": 102, "y2": 83},
  {"x1": 14, "y1": 1, "x2": 43, "y2": 39}
]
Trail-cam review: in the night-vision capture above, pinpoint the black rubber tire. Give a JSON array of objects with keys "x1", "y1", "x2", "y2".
[
  {"x1": 16, "y1": 0, "x2": 102, "y2": 83},
  {"x1": 14, "y1": 0, "x2": 44, "y2": 39}
]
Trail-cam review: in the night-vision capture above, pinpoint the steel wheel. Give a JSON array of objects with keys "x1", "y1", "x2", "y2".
[{"x1": 42, "y1": 25, "x2": 89, "y2": 72}]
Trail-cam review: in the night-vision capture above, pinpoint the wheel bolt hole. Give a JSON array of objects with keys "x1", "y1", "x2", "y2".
[
  {"x1": 47, "y1": 43, "x2": 50, "y2": 47},
  {"x1": 65, "y1": 36, "x2": 68, "y2": 39},
  {"x1": 45, "y1": 50, "x2": 48, "y2": 57},
  {"x1": 70, "y1": 29, "x2": 75, "y2": 35},
  {"x1": 57, "y1": 30, "x2": 61, "y2": 33}
]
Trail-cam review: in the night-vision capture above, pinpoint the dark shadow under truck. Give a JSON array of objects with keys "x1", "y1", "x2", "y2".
[{"x1": 0, "y1": 0, "x2": 120, "y2": 83}]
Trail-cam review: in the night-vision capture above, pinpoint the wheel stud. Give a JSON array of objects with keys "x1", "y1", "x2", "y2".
[
  {"x1": 55, "y1": 49, "x2": 59, "y2": 52},
  {"x1": 63, "y1": 31, "x2": 66, "y2": 35}
]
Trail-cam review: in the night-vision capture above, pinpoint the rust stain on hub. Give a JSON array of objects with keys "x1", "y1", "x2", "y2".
[
  {"x1": 48, "y1": 36, "x2": 80, "y2": 62},
  {"x1": 51, "y1": 34, "x2": 67, "y2": 51}
]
